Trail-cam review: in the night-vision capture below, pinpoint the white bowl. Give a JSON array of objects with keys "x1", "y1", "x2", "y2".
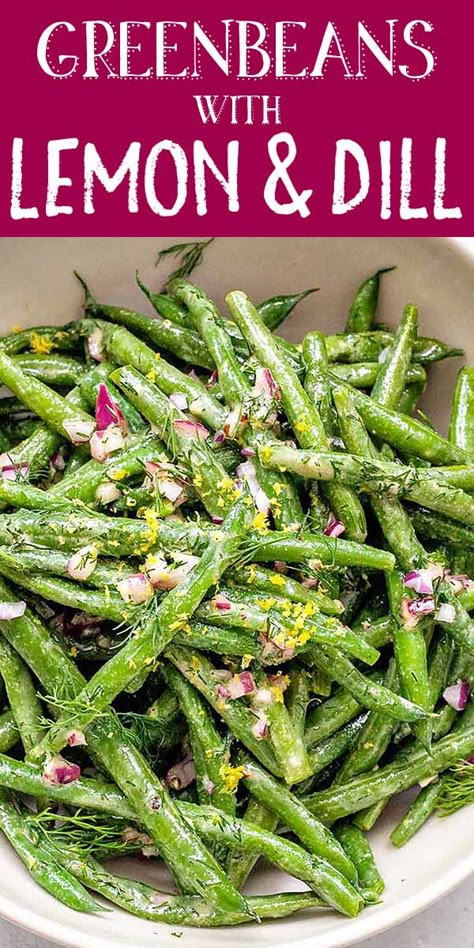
[{"x1": 0, "y1": 236, "x2": 474, "y2": 948}]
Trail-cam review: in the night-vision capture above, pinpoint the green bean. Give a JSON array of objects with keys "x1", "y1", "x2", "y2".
[
  {"x1": 0, "y1": 582, "x2": 251, "y2": 917},
  {"x1": 334, "y1": 660, "x2": 398, "y2": 785},
  {"x1": 304, "y1": 725, "x2": 474, "y2": 824},
  {"x1": 307, "y1": 713, "x2": 371, "y2": 776},
  {"x1": 43, "y1": 835, "x2": 325, "y2": 926},
  {"x1": 227, "y1": 292, "x2": 367, "y2": 540},
  {"x1": 163, "y1": 664, "x2": 235, "y2": 815},
  {"x1": 331, "y1": 362, "x2": 426, "y2": 389},
  {"x1": 32, "y1": 495, "x2": 251, "y2": 758},
  {"x1": 0, "y1": 636, "x2": 43, "y2": 754},
  {"x1": 302, "y1": 333, "x2": 338, "y2": 435},
  {"x1": 226, "y1": 797, "x2": 278, "y2": 890},
  {"x1": 247, "y1": 530, "x2": 395, "y2": 571},
  {"x1": 305, "y1": 690, "x2": 365, "y2": 749},
  {"x1": 334, "y1": 823, "x2": 384, "y2": 902},
  {"x1": 0, "y1": 710, "x2": 19, "y2": 753},
  {"x1": 325, "y1": 332, "x2": 463, "y2": 366},
  {"x1": 251, "y1": 667, "x2": 312, "y2": 784},
  {"x1": 398, "y1": 380, "x2": 426, "y2": 416},
  {"x1": 0, "y1": 508, "x2": 155, "y2": 557},
  {"x1": 311, "y1": 645, "x2": 428, "y2": 722},
  {"x1": 235, "y1": 753, "x2": 357, "y2": 883},
  {"x1": 111, "y1": 365, "x2": 230, "y2": 520},
  {"x1": 171, "y1": 279, "x2": 305, "y2": 530},
  {"x1": 103, "y1": 324, "x2": 225, "y2": 429},
  {"x1": 0, "y1": 348, "x2": 96, "y2": 445},
  {"x1": 77, "y1": 276, "x2": 215, "y2": 370},
  {"x1": 449, "y1": 367, "x2": 474, "y2": 453},
  {"x1": 258, "y1": 289, "x2": 318, "y2": 332},
  {"x1": 167, "y1": 645, "x2": 280, "y2": 775},
  {"x1": 0, "y1": 789, "x2": 100, "y2": 913},
  {"x1": 387, "y1": 572, "x2": 432, "y2": 750},
  {"x1": 333, "y1": 385, "x2": 426, "y2": 572},
  {"x1": 345, "y1": 268, "x2": 395, "y2": 333},
  {"x1": 2, "y1": 323, "x2": 83, "y2": 356},
  {"x1": 13, "y1": 353, "x2": 86, "y2": 388},
  {"x1": 390, "y1": 777, "x2": 447, "y2": 847},
  {"x1": 228, "y1": 563, "x2": 343, "y2": 616},
  {"x1": 408, "y1": 508, "x2": 474, "y2": 549},
  {"x1": 330, "y1": 380, "x2": 469, "y2": 464},
  {"x1": 136, "y1": 272, "x2": 192, "y2": 327},
  {"x1": 287, "y1": 667, "x2": 311, "y2": 738},
  {"x1": 371, "y1": 305, "x2": 418, "y2": 409},
  {"x1": 259, "y1": 441, "x2": 474, "y2": 528}
]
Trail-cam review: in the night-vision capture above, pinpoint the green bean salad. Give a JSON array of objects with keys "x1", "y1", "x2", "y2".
[{"x1": 0, "y1": 252, "x2": 473, "y2": 929}]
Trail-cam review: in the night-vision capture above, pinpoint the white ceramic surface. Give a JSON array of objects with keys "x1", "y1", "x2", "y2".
[{"x1": 0, "y1": 236, "x2": 473, "y2": 948}]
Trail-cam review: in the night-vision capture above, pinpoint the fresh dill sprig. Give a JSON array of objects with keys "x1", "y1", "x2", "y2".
[
  {"x1": 156, "y1": 239, "x2": 215, "y2": 289},
  {"x1": 26, "y1": 808, "x2": 142, "y2": 859},
  {"x1": 437, "y1": 761, "x2": 474, "y2": 816}
]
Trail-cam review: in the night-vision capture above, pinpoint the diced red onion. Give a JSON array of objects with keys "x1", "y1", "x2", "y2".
[
  {"x1": 302, "y1": 577, "x2": 318, "y2": 589},
  {"x1": 43, "y1": 755, "x2": 81, "y2": 785},
  {"x1": 223, "y1": 404, "x2": 246, "y2": 439},
  {"x1": 173, "y1": 419, "x2": 209, "y2": 441},
  {"x1": 202, "y1": 776, "x2": 215, "y2": 795},
  {"x1": 324, "y1": 515, "x2": 345, "y2": 538},
  {"x1": 401, "y1": 595, "x2": 436, "y2": 628},
  {"x1": 213, "y1": 430, "x2": 225, "y2": 444},
  {"x1": 206, "y1": 369, "x2": 218, "y2": 389},
  {"x1": 0, "y1": 601, "x2": 26, "y2": 620},
  {"x1": 216, "y1": 684, "x2": 231, "y2": 700},
  {"x1": 95, "y1": 384, "x2": 128, "y2": 435},
  {"x1": 90, "y1": 425, "x2": 126, "y2": 463},
  {"x1": 157, "y1": 479, "x2": 185, "y2": 504},
  {"x1": 1, "y1": 461, "x2": 29, "y2": 481},
  {"x1": 227, "y1": 671, "x2": 256, "y2": 700},
  {"x1": 213, "y1": 670, "x2": 233, "y2": 682},
  {"x1": 443, "y1": 680, "x2": 470, "y2": 711},
  {"x1": 253, "y1": 686, "x2": 274, "y2": 706},
  {"x1": 96, "y1": 482, "x2": 122, "y2": 505},
  {"x1": 66, "y1": 730, "x2": 87, "y2": 748},
  {"x1": 436, "y1": 603, "x2": 456, "y2": 624},
  {"x1": 117, "y1": 573, "x2": 154, "y2": 604},
  {"x1": 268, "y1": 673, "x2": 289, "y2": 694},
  {"x1": 63, "y1": 418, "x2": 96, "y2": 446},
  {"x1": 251, "y1": 711, "x2": 269, "y2": 740},
  {"x1": 188, "y1": 368, "x2": 199, "y2": 380},
  {"x1": 50, "y1": 450, "x2": 66, "y2": 472},
  {"x1": 169, "y1": 392, "x2": 188, "y2": 411},
  {"x1": 236, "y1": 461, "x2": 271, "y2": 514},
  {"x1": 145, "y1": 553, "x2": 198, "y2": 591},
  {"x1": 419, "y1": 774, "x2": 438, "y2": 788},
  {"x1": 240, "y1": 447, "x2": 256, "y2": 458},
  {"x1": 165, "y1": 756, "x2": 196, "y2": 791},
  {"x1": 445, "y1": 573, "x2": 474, "y2": 596},
  {"x1": 211, "y1": 515, "x2": 224, "y2": 525},
  {"x1": 403, "y1": 569, "x2": 434, "y2": 596},
  {"x1": 67, "y1": 545, "x2": 98, "y2": 581},
  {"x1": 213, "y1": 593, "x2": 233, "y2": 611},
  {"x1": 254, "y1": 366, "x2": 281, "y2": 401},
  {"x1": 259, "y1": 633, "x2": 295, "y2": 663},
  {"x1": 273, "y1": 561, "x2": 288, "y2": 574},
  {"x1": 87, "y1": 328, "x2": 105, "y2": 362}
]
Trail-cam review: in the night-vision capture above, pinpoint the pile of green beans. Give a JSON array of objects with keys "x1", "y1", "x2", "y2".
[{"x1": 0, "y1": 256, "x2": 472, "y2": 932}]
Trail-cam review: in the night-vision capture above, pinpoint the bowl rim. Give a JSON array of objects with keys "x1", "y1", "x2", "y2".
[{"x1": 0, "y1": 235, "x2": 473, "y2": 948}]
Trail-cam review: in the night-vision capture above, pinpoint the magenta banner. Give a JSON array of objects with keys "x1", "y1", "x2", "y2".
[{"x1": 1, "y1": 1, "x2": 472, "y2": 235}]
